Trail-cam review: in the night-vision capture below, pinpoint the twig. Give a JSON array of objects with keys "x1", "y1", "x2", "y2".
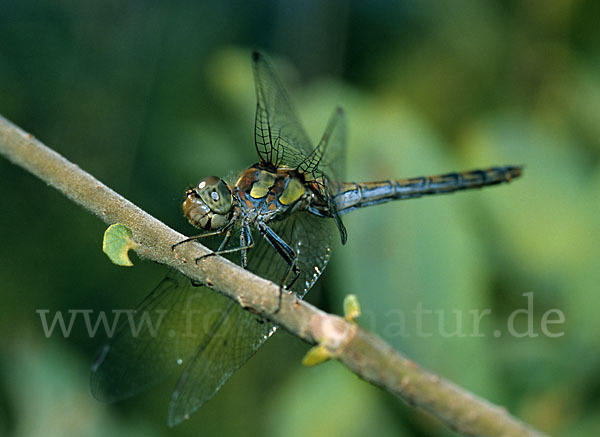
[{"x1": 0, "y1": 114, "x2": 546, "y2": 437}]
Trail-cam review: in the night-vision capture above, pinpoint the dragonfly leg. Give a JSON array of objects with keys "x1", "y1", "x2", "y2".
[
  {"x1": 195, "y1": 226, "x2": 255, "y2": 264},
  {"x1": 239, "y1": 223, "x2": 253, "y2": 269},
  {"x1": 259, "y1": 223, "x2": 300, "y2": 313},
  {"x1": 171, "y1": 221, "x2": 235, "y2": 250},
  {"x1": 274, "y1": 259, "x2": 300, "y2": 314}
]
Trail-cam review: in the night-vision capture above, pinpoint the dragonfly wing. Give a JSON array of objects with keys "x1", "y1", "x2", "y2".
[
  {"x1": 300, "y1": 106, "x2": 347, "y2": 183},
  {"x1": 252, "y1": 51, "x2": 315, "y2": 169},
  {"x1": 90, "y1": 270, "x2": 269, "y2": 403},
  {"x1": 250, "y1": 211, "x2": 336, "y2": 298},
  {"x1": 167, "y1": 210, "x2": 335, "y2": 425},
  {"x1": 319, "y1": 108, "x2": 348, "y2": 244},
  {"x1": 91, "y1": 213, "x2": 335, "y2": 421},
  {"x1": 167, "y1": 299, "x2": 275, "y2": 426},
  {"x1": 298, "y1": 107, "x2": 348, "y2": 244},
  {"x1": 90, "y1": 272, "x2": 193, "y2": 401}
]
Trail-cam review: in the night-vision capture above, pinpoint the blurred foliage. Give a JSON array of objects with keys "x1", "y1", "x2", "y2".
[{"x1": 1, "y1": 1, "x2": 600, "y2": 436}]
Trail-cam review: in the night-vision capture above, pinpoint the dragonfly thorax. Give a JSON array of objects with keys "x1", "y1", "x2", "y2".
[
  {"x1": 233, "y1": 166, "x2": 317, "y2": 219},
  {"x1": 183, "y1": 176, "x2": 234, "y2": 230}
]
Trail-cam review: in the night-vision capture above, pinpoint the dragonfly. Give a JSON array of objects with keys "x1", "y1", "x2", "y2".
[{"x1": 90, "y1": 51, "x2": 522, "y2": 426}]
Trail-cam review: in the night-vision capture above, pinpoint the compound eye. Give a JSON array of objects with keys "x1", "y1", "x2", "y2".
[
  {"x1": 197, "y1": 176, "x2": 220, "y2": 190},
  {"x1": 197, "y1": 176, "x2": 232, "y2": 215}
]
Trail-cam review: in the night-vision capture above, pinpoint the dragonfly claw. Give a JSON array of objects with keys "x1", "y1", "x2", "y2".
[
  {"x1": 171, "y1": 238, "x2": 189, "y2": 251},
  {"x1": 194, "y1": 252, "x2": 215, "y2": 264}
]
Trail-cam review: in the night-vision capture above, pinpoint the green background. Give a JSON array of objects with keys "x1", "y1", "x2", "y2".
[{"x1": 1, "y1": 1, "x2": 599, "y2": 436}]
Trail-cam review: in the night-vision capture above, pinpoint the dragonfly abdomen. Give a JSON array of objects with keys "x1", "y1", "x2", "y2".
[{"x1": 334, "y1": 165, "x2": 522, "y2": 215}]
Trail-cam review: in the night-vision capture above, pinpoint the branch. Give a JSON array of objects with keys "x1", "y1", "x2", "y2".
[{"x1": 0, "y1": 114, "x2": 546, "y2": 437}]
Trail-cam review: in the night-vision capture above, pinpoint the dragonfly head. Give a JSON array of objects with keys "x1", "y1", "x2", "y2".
[{"x1": 183, "y1": 176, "x2": 234, "y2": 230}]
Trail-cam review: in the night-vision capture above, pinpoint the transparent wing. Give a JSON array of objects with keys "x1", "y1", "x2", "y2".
[
  {"x1": 297, "y1": 107, "x2": 348, "y2": 244},
  {"x1": 248, "y1": 210, "x2": 336, "y2": 298},
  {"x1": 253, "y1": 51, "x2": 315, "y2": 169},
  {"x1": 253, "y1": 52, "x2": 347, "y2": 243},
  {"x1": 166, "y1": 211, "x2": 336, "y2": 425},
  {"x1": 298, "y1": 106, "x2": 347, "y2": 184},
  {"x1": 90, "y1": 270, "x2": 272, "y2": 404},
  {"x1": 91, "y1": 212, "x2": 335, "y2": 425},
  {"x1": 167, "y1": 299, "x2": 274, "y2": 426}
]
